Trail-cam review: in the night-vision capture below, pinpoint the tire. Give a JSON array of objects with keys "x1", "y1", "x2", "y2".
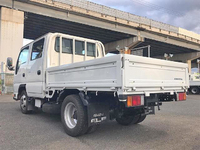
[
  {"x1": 116, "y1": 115, "x2": 140, "y2": 126},
  {"x1": 19, "y1": 90, "x2": 32, "y2": 114},
  {"x1": 190, "y1": 87, "x2": 199, "y2": 94},
  {"x1": 85, "y1": 125, "x2": 98, "y2": 134},
  {"x1": 61, "y1": 94, "x2": 88, "y2": 137},
  {"x1": 135, "y1": 115, "x2": 146, "y2": 124}
]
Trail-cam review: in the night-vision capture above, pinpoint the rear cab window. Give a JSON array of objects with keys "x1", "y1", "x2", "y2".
[{"x1": 55, "y1": 37, "x2": 97, "y2": 57}]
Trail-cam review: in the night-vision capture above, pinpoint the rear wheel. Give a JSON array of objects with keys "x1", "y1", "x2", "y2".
[
  {"x1": 190, "y1": 87, "x2": 199, "y2": 94},
  {"x1": 20, "y1": 90, "x2": 32, "y2": 114},
  {"x1": 135, "y1": 115, "x2": 146, "y2": 124},
  {"x1": 61, "y1": 95, "x2": 88, "y2": 137},
  {"x1": 85, "y1": 125, "x2": 98, "y2": 134},
  {"x1": 116, "y1": 115, "x2": 140, "y2": 126}
]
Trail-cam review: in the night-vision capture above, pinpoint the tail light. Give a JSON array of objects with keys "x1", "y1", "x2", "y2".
[
  {"x1": 127, "y1": 95, "x2": 144, "y2": 107},
  {"x1": 177, "y1": 93, "x2": 186, "y2": 101}
]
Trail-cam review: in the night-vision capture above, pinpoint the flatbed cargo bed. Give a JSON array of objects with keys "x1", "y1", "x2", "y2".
[{"x1": 47, "y1": 54, "x2": 189, "y2": 96}]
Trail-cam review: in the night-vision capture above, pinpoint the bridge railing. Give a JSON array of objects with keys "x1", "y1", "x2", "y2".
[{"x1": 54, "y1": 0, "x2": 179, "y2": 33}]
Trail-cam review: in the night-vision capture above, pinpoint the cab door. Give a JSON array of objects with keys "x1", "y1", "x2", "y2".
[
  {"x1": 26, "y1": 38, "x2": 45, "y2": 98},
  {"x1": 14, "y1": 46, "x2": 30, "y2": 94}
]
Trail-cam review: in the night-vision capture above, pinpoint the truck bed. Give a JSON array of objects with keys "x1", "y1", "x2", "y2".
[
  {"x1": 190, "y1": 81, "x2": 200, "y2": 86},
  {"x1": 46, "y1": 54, "x2": 189, "y2": 96}
]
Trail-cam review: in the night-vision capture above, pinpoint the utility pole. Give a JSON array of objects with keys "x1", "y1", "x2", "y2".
[
  {"x1": 148, "y1": 45, "x2": 151, "y2": 57},
  {"x1": 12, "y1": 0, "x2": 14, "y2": 9},
  {"x1": 197, "y1": 59, "x2": 200, "y2": 74}
]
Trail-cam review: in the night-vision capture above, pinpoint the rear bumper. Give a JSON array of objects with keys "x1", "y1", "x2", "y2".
[
  {"x1": 118, "y1": 92, "x2": 187, "y2": 103},
  {"x1": 118, "y1": 89, "x2": 187, "y2": 98}
]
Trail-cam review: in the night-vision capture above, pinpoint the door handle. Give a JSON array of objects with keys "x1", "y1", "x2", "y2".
[
  {"x1": 22, "y1": 73, "x2": 25, "y2": 77},
  {"x1": 37, "y1": 70, "x2": 41, "y2": 75}
]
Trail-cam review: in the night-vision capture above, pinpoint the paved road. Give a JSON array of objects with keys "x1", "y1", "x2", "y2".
[{"x1": 0, "y1": 95, "x2": 200, "y2": 150}]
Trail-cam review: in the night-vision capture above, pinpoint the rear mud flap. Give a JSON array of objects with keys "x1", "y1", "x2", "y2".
[{"x1": 87, "y1": 103, "x2": 109, "y2": 127}]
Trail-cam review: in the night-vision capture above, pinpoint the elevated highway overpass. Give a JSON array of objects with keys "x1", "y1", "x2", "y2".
[{"x1": 0, "y1": 0, "x2": 200, "y2": 73}]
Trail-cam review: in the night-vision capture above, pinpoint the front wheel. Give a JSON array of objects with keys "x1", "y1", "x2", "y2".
[
  {"x1": 20, "y1": 90, "x2": 32, "y2": 114},
  {"x1": 61, "y1": 95, "x2": 88, "y2": 137}
]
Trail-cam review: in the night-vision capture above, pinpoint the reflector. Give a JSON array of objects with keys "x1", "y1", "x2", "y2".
[
  {"x1": 132, "y1": 96, "x2": 141, "y2": 106},
  {"x1": 127, "y1": 96, "x2": 132, "y2": 107},
  {"x1": 178, "y1": 93, "x2": 186, "y2": 101},
  {"x1": 127, "y1": 95, "x2": 144, "y2": 107}
]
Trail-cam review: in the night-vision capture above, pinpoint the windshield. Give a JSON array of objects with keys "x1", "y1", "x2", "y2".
[{"x1": 15, "y1": 47, "x2": 29, "y2": 74}]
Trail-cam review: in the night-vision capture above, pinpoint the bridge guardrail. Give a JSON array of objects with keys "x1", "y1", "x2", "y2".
[{"x1": 54, "y1": 0, "x2": 179, "y2": 33}]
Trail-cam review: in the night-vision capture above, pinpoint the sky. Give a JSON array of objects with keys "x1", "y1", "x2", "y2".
[
  {"x1": 23, "y1": 0, "x2": 200, "y2": 46},
  {"x1": 88, "y1": 0, "x2": 200, "y2": 34}
]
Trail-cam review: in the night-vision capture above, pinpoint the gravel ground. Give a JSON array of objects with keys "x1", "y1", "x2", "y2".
[{"x1": 0, "y1": 94, "x2": 200, "y2": 150}]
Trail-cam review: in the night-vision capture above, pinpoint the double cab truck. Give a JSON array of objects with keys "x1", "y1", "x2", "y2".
[{"x1": 7, "y1": 33, "x2": 189, "y2": 137}]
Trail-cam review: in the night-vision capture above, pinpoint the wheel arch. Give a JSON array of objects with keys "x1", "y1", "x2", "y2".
[
  {"x1": 56, "y1": 89, "x2": 80, "y2": 104},
  {"x1": 18, "y1": 84, "x2": 26, "y2": 99}
]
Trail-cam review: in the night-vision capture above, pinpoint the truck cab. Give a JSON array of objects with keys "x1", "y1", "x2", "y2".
[{"x1": 13, "y1": 33, "x2": 105, "y2": 99}]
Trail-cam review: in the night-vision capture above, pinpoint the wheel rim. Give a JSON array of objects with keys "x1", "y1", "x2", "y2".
[
  {"x1": 64, "y1": 102, "x2": 78, "y2": 129},
  {"x1": 191, "y1": 88, "x2": 197, "y2": 94},
  {"x1": 20, "y1": 95, "x2": 27, "y2": 110}
]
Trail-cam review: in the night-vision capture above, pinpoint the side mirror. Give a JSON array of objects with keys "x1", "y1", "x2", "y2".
[{"x1": 7, "y1": 57, "x2": 14, "y2": 71}]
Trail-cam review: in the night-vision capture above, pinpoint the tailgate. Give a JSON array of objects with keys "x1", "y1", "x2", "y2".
[{"x1": 123, "y1": 55, "x2": 189, "y2": 95}]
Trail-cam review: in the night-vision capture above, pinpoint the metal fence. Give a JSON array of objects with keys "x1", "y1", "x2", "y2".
[
  {"x1": 0, "y1": 62, "x2": 14, "y2": 94},
  {"x1": 53, "y1": 0, "x2": 179, "y2": 33},
  {"x1": 0, "y1": 73, "x2": 14, "y2": 94}
]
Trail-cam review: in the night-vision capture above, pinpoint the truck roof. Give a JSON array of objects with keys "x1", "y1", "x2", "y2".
[{"x1": 22, "y1": 32, "x2": 103, "y2": 49}]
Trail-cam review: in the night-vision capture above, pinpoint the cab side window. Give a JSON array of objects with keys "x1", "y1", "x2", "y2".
[
  {"x1": 75, "y1": 40, "x2": 85, "y2": 55},
  {"x1": 87, "y1": 42, "x2": 95, "y2": 57},
  {"x1": 31, "y1": 38, "x2": 44, "y2": 61},
  {"x1": 15, "y1": 47, "x2": 29, "y2": 74},
  {"x1": 55, "y1": 37, "x2": 73, "y2": 54},
  {"x1": 54, "y1": 37, "x2": 97, "y2": 57},
  {"x1": 63, "y1": 38, "x2": 73, "y2": 53}
]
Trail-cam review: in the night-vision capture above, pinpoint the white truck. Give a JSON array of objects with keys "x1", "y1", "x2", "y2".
[
  {"x1": 7, "y1": 33, "x2": 189, "y2": 137},
  {"x1": 189, "y1": 81, "x2": 200, "y2": 94},
  {"x1": 189, "y1": 73, "x2": 200, "y2": 94}
]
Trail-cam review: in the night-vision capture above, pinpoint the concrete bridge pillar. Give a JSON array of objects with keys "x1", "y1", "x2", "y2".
[{"x1": 0, "y1": 7, "x2": 24, "y2": 67}]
